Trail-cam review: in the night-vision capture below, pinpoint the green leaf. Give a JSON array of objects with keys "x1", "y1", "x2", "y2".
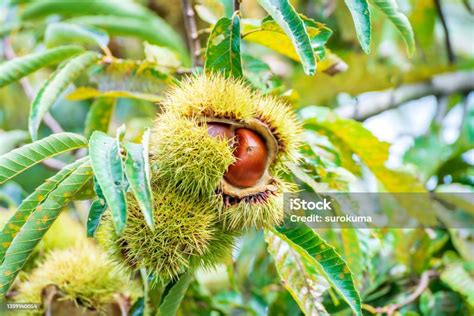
[
  {"x1": 243, "y1": 16, "x2": 332, "y2": 67},
  {"x1": 0, "y1": 158, "x2": 85, "y2": 262},
  {"x1": 29, "y1": 51, "x2": 100, "y2": 140},
  {"x1": 303, "y1": 106, "x2": 437, "y2": 225},
  {"x1": 0, "y1": 45, "x2": 83, "y2": 88},
  {"x1": 67, "y1": 87, "x2": 162, "y2": 103},
  {"x1": 159, "y1": 272, "x2": 193, "y2": 316},
  {"x1": 67, "y1": 15, "x2": 189, "y2": 63},
  {"x1": 370, "y1": 0, "x2": 415, "y2": 55},
  {"x1": 66, "y1": 59, "x2": 174, "y2": 103},
  {"x1": 441, "y1": 263, "x2": 474, "y2": 307},
  {"x1": 273, "y1": 222, "x2": 363, "y2": 316},
  {"x1": 205, "y1": 13, "x2": 242, "y2": 78},
  {"x1": 265, "y1": 229, "x2": 330, "y2": 315},
  {"x1": 0, "y1": 133, "x2": 87, "y2": 185},
  {"x1": 86, "y1": 182, "x2": 107, "y2": 237},
  {"x1": 21, "y1": 0, "x2": 152, "y2": 20},
  {"x1": 256, "y1": 0, "x2": 316, "y2": 75},
  {"x1": 0, "y1": 160, "x2": 93, "y2": 297},
  {"x1": 457, "y1": 102, "x2": 474, "y2": 150},
  {"x1": 84, "y1": 97, "x2": 116, "y2": 139},
  {"x1": 89, "y1": 131, "x2": 127, "y2": 234},
  {"x1": 22, "y1": 0, "x2": 187, "y2": 60},
  {"x1": 45, "y1": 22, "x2": 109, "y2": 49},
  {"x1": 123, "y1": 139, "x2": 154, "y2": 229},
  {"x1": 0, "y1": 130, "x2": 30, "y2": 155},
  {"x1": 343, "y1": 0, "x2": 371, "y2": 53}
]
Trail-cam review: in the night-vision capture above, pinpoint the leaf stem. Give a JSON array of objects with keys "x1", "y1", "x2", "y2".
[
  {"x1": 181, "y1": 0, "x2": 202, "y2": 68},
  {"x1": 367, "y1": 270, "x2": 438, "y2": 315}
]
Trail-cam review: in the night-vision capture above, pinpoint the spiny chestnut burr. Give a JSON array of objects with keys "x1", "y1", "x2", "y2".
[{"x1": 207, "y1": 123, "x2": 268, "y2": 188}]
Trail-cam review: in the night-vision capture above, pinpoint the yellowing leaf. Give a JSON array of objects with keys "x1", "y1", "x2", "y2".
[
  {"x1": 303, "y1": 107, "x2": 437, "y2": 225},
  {"x1": 67, "y1": 87, "x2": 161, "y2": 102}
]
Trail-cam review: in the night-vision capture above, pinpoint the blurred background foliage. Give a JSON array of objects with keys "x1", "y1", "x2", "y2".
[{"x1": 0, "y1": 0, "x2": 473, "y2": 315}]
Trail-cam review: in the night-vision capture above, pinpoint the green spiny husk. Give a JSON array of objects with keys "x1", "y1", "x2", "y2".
[
  {"x1": 219, "y1": 190, "x2": 285, "y2": 231},
  {"x1": 150, "y1": 111, "x2": 235, "y2": 200},
  {"x1": 217, "y1": 178, "x2": 297, "y2": 231},
  {"x1": 103, "y1": 74, "x2": 302, "y2": 282},
  {"x1": 99, "y1": 186, "x2": 236, "y2": 283},
  {"x1": 14, "y1": 242, "x2": 135, "y2": 314}
]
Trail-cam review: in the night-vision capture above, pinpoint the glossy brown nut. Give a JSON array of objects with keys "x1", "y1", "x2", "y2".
[
  {"x1": 207, "y1": 122, "x2": 234, "y2": 140},
  {"x1": 224, "y1": 128, "x2": 268, "y2": 188}
]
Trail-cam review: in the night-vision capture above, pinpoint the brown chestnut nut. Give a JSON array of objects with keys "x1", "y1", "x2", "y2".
[
  {"x1": 207, "y1": 122, "x2": 234, "y2": 140},
  {"x1": 224, "y1": 128, "x2": 268, "y2": 188}
]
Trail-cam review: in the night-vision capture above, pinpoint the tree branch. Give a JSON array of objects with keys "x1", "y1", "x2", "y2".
[
  {"x1": 181, "y1": 0, "x2": 202, "y2": 68},
  {"x1": 434, "y1": 0, "x2": 456, "y2": 64},
  {"x1": 336, "y1": 71, "x2": 474, "y2": 121},
  {"x1": 234, "y1": 0, "x2": 242, "y2": 11},
  {"x1": 374, "y1": 270, "x2": 438, "y2": 315}
]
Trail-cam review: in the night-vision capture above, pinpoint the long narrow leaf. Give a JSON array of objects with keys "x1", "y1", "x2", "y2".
[
  {"x1": 159, "y1": 272, "x2": 193, "y2": 316},
  {"x1": 370, "y1": 0, "x2": 415, "y2": 55},
  {"x1": 67, "y1": 16, "x2": 188, "y2": 62},
  {"x1": 0, "y1": 160, "x2": 93, "y2": 297},
  {"x1": 242, "y1": 16, "x2": 333, "y2": 62},
  {"x1": 0, "y1": 45, "x2": 83, "y2": 88},
  {"x1": 205, "y1": 13, "x2": 242, "y2": 78},
  {"x1": 21, "y1": 0, "x2": 153, "y2": 20},
  {"x1": 0, "y1": 158, "x2": 85, "y2": 262},
  {"x1": 343, "y1": 0, "x2": 371, "y2": 53},
  {"x1": 86, "y1": 180, "x2": 108, "y2": 237},
  {"x1": 21, "y1": 0, "x2": 187, "y2": 60},
  {"x1": 123, "y1": 141, "x2": 154, "y2": 229},
  {"x1": 265, "y1": 230, "x2": 330, "y2": 315},
  {"x1": 28, "y1": 51, "x2": 100, "y2": 140},
  {"x1": 89, "y1": 131, "x2": 127, "y2": 233},
  {"x1": 273, "y1": 223, "x2": 363, "y2": 316},
  {"x1": 0, "y1": 133, "x2": 87, "y2": 185},
  {"x1": 67, "y1": 59, "x2": 174, "y2": 103},
  {"x1": 257, "y1": 0, "x2": 315, "y2": 75}
]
